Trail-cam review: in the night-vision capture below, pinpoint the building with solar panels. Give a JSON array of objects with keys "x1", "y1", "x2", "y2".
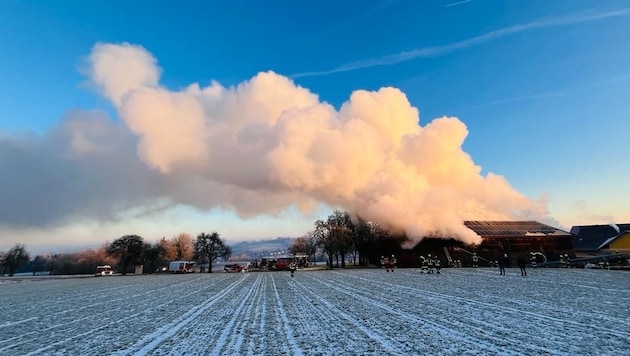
[
  {"x1": 406, "y1": 220, "x2": 574, "y2": 268},
  {"x1": 462, "y1": 221, "x2": 574, "y2": 266}
]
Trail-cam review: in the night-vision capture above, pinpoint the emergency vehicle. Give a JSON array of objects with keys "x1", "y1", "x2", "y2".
[{"x1": 169, "y1": 261, "x2": 196, "y2": 273}]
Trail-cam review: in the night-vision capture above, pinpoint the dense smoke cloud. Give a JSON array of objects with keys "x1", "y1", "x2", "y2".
[
  {"x1": 0, "y1": 110, "x2": 166, "y2": 227},
  {"x1": 0, "y1": 42, "x2": 554, "y2": 246}
]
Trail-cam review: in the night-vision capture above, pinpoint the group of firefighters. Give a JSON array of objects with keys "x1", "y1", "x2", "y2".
[
  {"x1": 380, "y1": 254, "x2": 443, "y2": 273},
  {"x1": 379, "y1": 251, "x2": 573, "y2": 273},
  {"x1": 418, "y1": 254, "x2": 441, "y2": 273}
]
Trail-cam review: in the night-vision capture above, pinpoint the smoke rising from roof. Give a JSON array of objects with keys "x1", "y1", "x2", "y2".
[
  {"x1": 0, "y1": 42, "x2": 555, "y2": 247},
  {"x1": 89, "y1": 42, "x2": 557, "y2": 244}
]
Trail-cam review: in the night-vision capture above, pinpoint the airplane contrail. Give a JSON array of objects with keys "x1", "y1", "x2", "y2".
[
  {"x1": 291, "y1": 8, "x2": 630, "y2": 78},
  {"x1": 446, "y1": 0, "x2": 473, "y2": 8}
]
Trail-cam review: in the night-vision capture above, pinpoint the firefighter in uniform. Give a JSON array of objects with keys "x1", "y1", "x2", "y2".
[
  {"x1": 288, "y1": 262, "x2": 297, "y2": 277},
  {"x1": 472, "y1": 252, "x2": 479, "y2": 268},
  {"x1": 435, "y1": 256, "x2": 441, "y2": 274},
  {"x1": 499, "y1": 254, "x2": 508, "y2": 275},
  {"x1": 427, "y1": 254, "x2": 434, "y2": 273},
  {"x1": 384, "y1": 255, "x2": 394, "y2": 272},
  {"x1": 391, "y1": 255, "x2": 397, "y2": 271},
  {"x1": 530, "y1": 252, "x2": 537, "y2": 269}
]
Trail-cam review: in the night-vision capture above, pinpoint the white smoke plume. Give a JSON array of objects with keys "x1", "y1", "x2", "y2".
[
  {"x1": 2, "y1": 42, "x2": 554, "y2": 247},
  {"x1": 610, "y1": 224, "x2": 620, "y2": 234}
]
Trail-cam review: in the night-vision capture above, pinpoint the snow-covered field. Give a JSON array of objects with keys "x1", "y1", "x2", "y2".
[{"x1": 0, "y1": 267, "x2": 628, "y2": 355}]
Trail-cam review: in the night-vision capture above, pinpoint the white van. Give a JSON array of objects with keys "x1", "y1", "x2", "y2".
[
  {"x1": 169, "y1": 261, "x2": 196, "y2": 273},
  {"x1": 95, "y1": 265, "x2": 114, "y2": 276}
]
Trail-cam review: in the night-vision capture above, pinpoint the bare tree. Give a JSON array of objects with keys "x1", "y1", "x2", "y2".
[
  {"x1": 328, "y1": 210, "x2": 352, "y2": 268},
  {"x1": 289, "y1": 237, "x2": 309, "y2": 255},
  {"x1": 314, "y1": 219, "x2": 335, "y2": 269},
  {"x1": 305, "y1": 231, "x2": 320, "y2": 265},
  {"x1": 163, "y1": 233, "x2": 195, "y2": 261},
  {"x1": 31, "y1": 255, "x2": 48, "y2": 276},
  {"x1": 352, "y1": 217, "x2": 378, "y2": 266},
  {"x1": 289, "y1": 235, "x2": 319, "y2": 265},
  {"x1": 194, "y1": 232, "x2": 232, "y2": 273},
  {"x1": 1, "y1": 244, "x2": 30, "y2": 276}
]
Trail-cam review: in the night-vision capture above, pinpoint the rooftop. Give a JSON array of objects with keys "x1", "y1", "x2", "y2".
[
  {"x1": 570, "y1": 223, "x2": 630, "y2": 251},
  {"x1": 464, "y1": 221, "x2": 570, "y2": 237}
]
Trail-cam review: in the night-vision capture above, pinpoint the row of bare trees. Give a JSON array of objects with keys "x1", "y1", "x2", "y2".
[
  {"x1": 1, "y1": 232, "x2": 231, "y2": 276},
  {"x1": 102, "y1": 232, "x2": 231, "y2": 275},
  {"x1": 3, "y1": 211, "x2": 400, "y2": 275},
  {"x1": 289, "y1": 210, "x2": 402, "y2": 269}
]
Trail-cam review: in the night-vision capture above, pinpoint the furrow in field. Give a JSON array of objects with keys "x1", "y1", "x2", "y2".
[
  {"x1": 336, "y1": 270, "x2": 630, "y2": 353},
  {"x1": 11, "y1": 275, "x2": 231, "y2": 355},
  {"x1": 324, "y1": 271, "x2": 557, "y2": 354},
  {"x1": 291, "y1": 273, "x2": 405, "y2": 354},
  {"x1": 121, "y1": 274, "x2": 251, "y2": 355}
]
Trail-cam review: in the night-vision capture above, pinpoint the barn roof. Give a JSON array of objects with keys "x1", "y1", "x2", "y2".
[
  {"x1": 463, "y1": 221, "x2": 570, "y2": 237},
  {"x1": 570, "y1": 223, "x2": 630, "y2": 251}
]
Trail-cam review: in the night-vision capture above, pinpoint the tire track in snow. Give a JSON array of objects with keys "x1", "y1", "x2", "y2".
[
  {"x1": 4, "y1": 269, "x2": 627, "y2": 354},
  {"x1": 395, "y1": 273, "x2": 630, "y2": 353},
  {"x1": 400, "y1": 272, "x2": 630, "y2": 338},
  {"x1": 0, "y1": 280, "x2": 129, "y2": 330},
  {"x1": 248, "y1": 273, "x2": 269, "y2": 354},
  {"x1": 442, "y1": 269, "x2": 630, "y2": 340},
  {"x1": 286, "y1": 275, "x2": 408, "y2": 354},
  {"x1": 472, "y1": 268, "x2": 630, "y2": 293},
  {"x1": 10, "y1": 279, "x2": 137, "y2": 318},
  {"x1": 312, "y1": 272, "x2": 505, "y2": 354},
  {"x1": 284, "y1": 277, "x2": 363, "y2": 351},
  {"x1": 323, "y1": 271, "x2": 556, "y2": 354},
  {"x1": 224, "y1": 273, "x2": 265, "y2": 354},
  {"x1": 0, "y1": 275, "x2": 210, "y2": 351},
  {"x1": 0, "y1": 317, "x2": 38, "y2": 329},
  {"x1": 291, "y1": 274, "x2": 404, "y2": 354},
  {"x1": 229, "y1": 273, "x2": 289, "y2": 355},
  {"x1": 444, "y1": 270, "x2": 630, "y2": 326},
  {"x1": 13, "y1": 275, "x2": 231, "y2": 355},
  {"x1": 209, "y1": 274, "x2": 263, "y2": 355},
  {"x1": 269, "y1": 274, "x2": 303, "y2": 356},
  {"x1": 128, "y1": 274, "x2": 258, "y2": 355},
  {"x1": 346, "y1": 271, "x2": 630, "y2": 340},
  {"x1": 414, "y1": 268, "x2": 630, "y2": 329},
  {"x1": 1, "y1": 274, "x2": 205, "y2": 337},
  {"x1": 120, "y1": 274, "x2": 250, "y2": 355}
]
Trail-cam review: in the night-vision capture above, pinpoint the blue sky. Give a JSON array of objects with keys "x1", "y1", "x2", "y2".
[{"x1": 1, "y1": 0, "x2": 629, "y2": 253}]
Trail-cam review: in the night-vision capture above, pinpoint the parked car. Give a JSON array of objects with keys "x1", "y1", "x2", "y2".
[{"x1": 224, "y1": 264, "x2": 247, "y2": 273}]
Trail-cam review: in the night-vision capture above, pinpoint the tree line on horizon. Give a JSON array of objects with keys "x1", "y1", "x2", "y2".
[
  {"x1": 0, "y1": 232, "x2": 231, "y2": 276},
  {"x1": 1, "y1": 210, "x2": 402, "y2": 276}
]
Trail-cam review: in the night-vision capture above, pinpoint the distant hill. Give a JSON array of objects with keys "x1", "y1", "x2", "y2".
[{"x1": 228, "y1": 237, "x2": 296, "y2": 261}]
